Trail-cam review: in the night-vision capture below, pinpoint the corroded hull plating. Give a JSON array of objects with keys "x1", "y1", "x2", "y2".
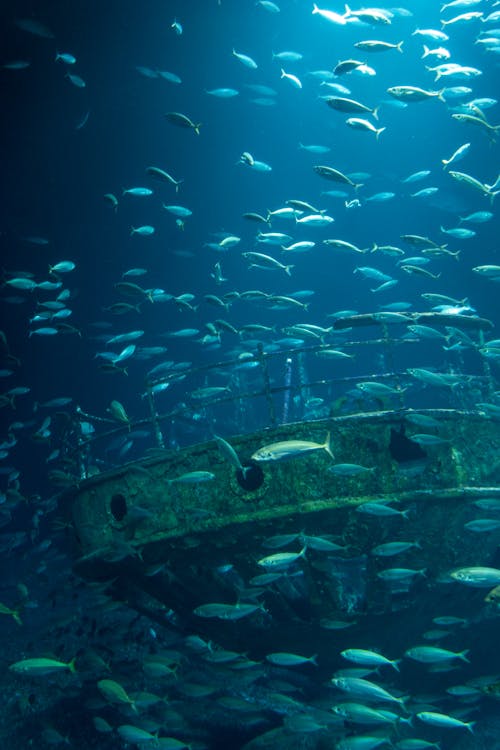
[{"x1": 67, "y1": 410, "x2": 500, "y2": 658}]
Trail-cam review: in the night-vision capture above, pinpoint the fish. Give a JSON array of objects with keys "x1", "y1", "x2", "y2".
[
  {"x1": 97, "y1": 679, "x2": 137, "y2": 710},
  {"x1": 130, "y1": 225, "x2": 155, "y2": 236},
  {"x1": 332, "y1": 702, "x2": 395, "y2": 725},
  {"x1": 169, "y1": 471, "x2": 215, "y2": 484},
  {"x1": 387, "y1": 86, "x2": 445, "y2": 102},
  {"x1": 146, "y1": 166, "x2": 183, "y2": 191},
  {"x1": 314, "y1": 165, "x2": 363, "y2": 189},
  {"x1": 206, "y1": 87, "x2": 239, "y2": 98},
  {"x1": 65, "y1": 73, "x2": 86, "y2": 88},
  {"x1": 332, "y1": 676, "x2": 404, "y2": 706},
  {"x1": 280, "y1": 68, "x2": 302, "y2": 89},
  {"x1": 312, "y1": 4, "x2": 347, "y2": 24},
  {"x1": 346, "y1": 118, "x2": 385, "y2": 138},
  {"x1": 341, "y1": 649, "x2": 400, "y2": 672},
  {"x1": 372, "y1": 541, "x2": 421, "y2": 557},
  {"x1": 213, "y1": 434, "x2": 249, "y2": 477},
  {"x1": 193, "y1": 602, "x2": 264, "y2": 619},
  {"x1": 266, "y1": 652, "x2": 317, "y2": 666},
  {"x1": 405, "y1": 646, "x2": 469, "y2": 663},
  {"x1": 9, "y1": 657, "x2": 77, "y2": 675},
  {"x1": 251, "y1": 432, "x2": 333, "y2": 462},
  {"x1": 164, "y1": 112, "x2": 201, "y2": 134},
  {"x1": 325, "y1": 97, "x2": 379, "y2": 118},
  {"x1": 448, "y1": 169, "x2": 500, "y2": 200},
  {"x1": 0, "y1": 603, "x2": 22, "y2": 625},
  {"x1": 344, "y1": 5, "x2": 393, "y2": 25},
  {"x1": 117, "y1": 726, "x2": 158, "y2": 744},
  {"x1": 416, "y1": 712, "x2": 475, "y2": 733},
  {"x1": 329, "y1": 463, "x2": 374, "y2": 476},
  {"x1": 122, "y1": 187, "x2": 153, "y2": 197},
  {"x1": 242, "y1": 251, "x2": 294, "y2": 276},
  {"x1": 355, "y1": 40, "x2": 403, "y2": 53},
  {"x1": 258, "y1": 546, "x2": 307, "y2": 568},
  {"x1": 49, "y1": 261, "x2": 76, "y2": 274},
  {"x1": 452, "y1": 112, "x2": 500, "y2": 139},
  {"x1": 450, "y1": 566, "x2": 500, "y2": 586},
  {"x1": 232, "y1": 49, "x2": 258, "y2": 69}
]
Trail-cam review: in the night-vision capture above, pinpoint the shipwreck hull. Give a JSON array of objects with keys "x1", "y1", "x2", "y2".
[{"x1": 65, "y1": 409, "x2": 500, "y2": 661}]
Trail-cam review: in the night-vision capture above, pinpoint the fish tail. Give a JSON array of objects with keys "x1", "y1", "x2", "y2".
[
  {"x1": 68, "y1": 657, "x2": 77, "y2": 674},
  {"x1": 354, "y1": 183, "x2": 364, "y2": 192},
  {"x1": 460, "y1": 649, "x2": 470, "y2": 663},
  {"x1": 397, "y1": 41, "x2": 404, "y2": 53},
  {"x1": 285, "y1": 265, "x2": 294, "y2": 276},
  {"x1": 392, "y1": 659, "x2": 401, "y2": 672},
  {"x1": 372, "y1": 106, "x2": 379, "y2": 121},
  {"x1": 467, "y1": 721, "x2": 476, "y2": 733},
  {"x1": 437, "y1": 88, "x2": 446, "y2": 102},
  {"x1": 194, "y1": 123, "x2": 201, "y2": 135},
  {"x1": 490, "y1": 190, "x2": 500, "y2": 204},
  {"x1": 376, "y1": 127, "x2": 386, "y2": 141},
  {"x1": 324, "y1": 431, "x2": 334, "y2": 460},
  {"x1": 12, "y1": 610, "x2": 22, "y2": 626}
]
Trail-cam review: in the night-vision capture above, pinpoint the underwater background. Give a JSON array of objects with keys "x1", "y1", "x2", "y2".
[{"x1": 1, "y1": 0, "x2": 500, "y2": 748}]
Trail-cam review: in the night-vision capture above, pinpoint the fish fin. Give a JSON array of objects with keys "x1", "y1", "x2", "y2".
[
  {"x1": 68, "y1": 657, "x2": 77, "y2": 674},
  {"x1": 324, "y1": 431, "x2": 335, "y2": 460}
]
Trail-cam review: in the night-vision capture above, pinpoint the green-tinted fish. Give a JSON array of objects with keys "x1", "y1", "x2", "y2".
[
  {"x1": 417, "y1": 711, "x2": 474, "y2": 733},
  {"x1": 251, "y1": 432, "x2": 333, "y2": 462},
  {"x1": 405, "y1": 645, "x2": 469, "y2": 663},
  {"x1": 194, "y1": 602, "x2": 264, "y2": 620},
  {"x1": 169, "y1": 471, "x2": 215, "y2": 484},
  {"x1": 450, "y1": 566, "x2": 500, "y2": 587},
  {"x1": 258, "y1": 546, "x2": 307, "y2": 568},
  {"x1": 266, "y1": 652, "x2": 318, "y2": 667},
  {"x1": 117, "y1": 725, "x2": 158, "y2": 743},
  {"x1": 97, "y1": 679, "x2": 137, "y2": 710},
  {"x1": 108, "y1": 400, "x2": 129, "y2": 424},
  {"x1": 0, "y1": 602, "x2": 22, "y2": 625},
  {"x1": 329, "y1": 463, "x2": 374, "y2": 476},
  {"x1": 9, "y1": 656, "x2": 76, "y2": 675}
]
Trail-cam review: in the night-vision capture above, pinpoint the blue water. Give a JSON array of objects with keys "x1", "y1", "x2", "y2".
[{"x1": 1, "y1": 1, "x2": 500, "y2": 747}]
